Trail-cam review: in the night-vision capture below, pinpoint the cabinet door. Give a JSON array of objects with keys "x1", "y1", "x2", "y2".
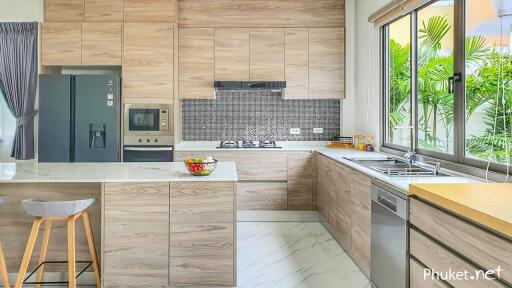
[
  {"x1": 333, "y1": 164, "x2": 352, "y2": 250},
  {"x1": 309, "y1": 28, "x2": 345, "y2": 99},
  {"x1": 85, "y1": 0, "x2": 123, "y2": 22},
  {"x1": 82, "y1": 23, "x2": 122, "y2": 65},
  {"x1": 215, "y1": 28, "x2": 250, "y2": 81},
  {"x1": 287, "y1": 152, "x2": 313, "y2": 210},
  {"x1": 237, "y1": 182, "x2": 287, "y2": 210},
  {"x1": 179, "y1": 28, "x2": 215, "y2": 99},
  {"x1": 250, "y1": 28, "x2": 285, "y2": 81},
  {"x1": 315, "y1": 155, "x2": 330, "y2": 222},
  {"x1": 44, "y1": 0, "x2": 84, "y2": 22},
  {"x1": 124, "y1": 0, "x2": 176, "y2": 22},
  {"x1": 350, "y1": 170, "x2": 371, "y2": 275},
  {"x1": 103, "y1": 182, "x2": 170, "y2": 288},
  {"x1": 285, "y1": 28, "x2": 309, "y2": 99},
  {"x1": 41, "y1": 23, "x2": 82, "y2": 66},
  {"x1": 123, "y1": 23, "x2": 174, "y2": 103}
]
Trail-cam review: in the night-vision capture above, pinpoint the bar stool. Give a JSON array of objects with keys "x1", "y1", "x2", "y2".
[
  {"x1": 0, "y1": 195, "x2": 10, "y2": 288},
  {"x1": 15, "y1": 198, "x2": 100, "y2": 288}
]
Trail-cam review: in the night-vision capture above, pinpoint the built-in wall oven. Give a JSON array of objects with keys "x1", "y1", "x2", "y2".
[{"x1": 123, "y1": 104, "x2": 174, "y2": 162}]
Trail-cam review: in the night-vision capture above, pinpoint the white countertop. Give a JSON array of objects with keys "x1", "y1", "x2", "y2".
[
  {"x1": 316, "y1": 149, "x2": 481, "y2": 195},
  {"x1": 175, "y1": 141, "x2": 329, "y2": 151},
  {"x1": 0, "y1": 162, "x2": 238, "y2": 183}
]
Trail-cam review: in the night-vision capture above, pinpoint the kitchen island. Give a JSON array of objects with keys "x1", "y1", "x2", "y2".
[{"x1": 0, "y1": 162, "x2": 238, "y2": 288}]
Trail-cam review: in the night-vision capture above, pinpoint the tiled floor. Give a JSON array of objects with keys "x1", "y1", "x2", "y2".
[{"x1": 237, "y1": 222, "x2": 371, "y2": 288}]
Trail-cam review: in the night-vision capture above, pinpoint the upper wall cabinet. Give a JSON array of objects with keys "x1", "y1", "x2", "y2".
[
  {"x1": 249, "y1": 28, "x2": 285, "y2": 81},
  {"x1": 179, "y1": 28, "x2": 215, "y2": 99},
  {"x1": 309, "y1": 28, "x2": 345, "y2": 99},
  {"x1": 44, "y1": 0, "x2": 84, "y2": 22},
  {"x1": 82, "y1": 23, "x2": 122, "y2": 65},
  {"x1": 85, "y1": 0, "x2": 123, "y2": 22},
  {"x1": 215, "y1": 28, "x2": 250, "y2": 81},
  {"x1": 124, "y1": 0, "x2": 177, "y2": 23},
  {"x1": 41, "y1": 23, "x2": 82, "y2": 65},
  {"x1": 284, "y1": 28, "x2": 309, "y2": 99},
  {"x1": 178, "y1": 0, "x2": 345, "y2": 28},
  {"x1": 123, "y1": 23, "x2": 174, "y2": 103}
]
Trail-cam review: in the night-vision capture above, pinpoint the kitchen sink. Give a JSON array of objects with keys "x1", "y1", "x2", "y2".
[{"x1": 344, "y1": 157, "x2": 449, "y2": 177}]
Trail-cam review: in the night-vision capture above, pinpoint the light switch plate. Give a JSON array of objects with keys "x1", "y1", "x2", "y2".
[
  {"x1": 313, "y1": 128, "x2": 324, "y2": 134},
  {"x1": 290, "y1": 128, "x2": 301, "y2": 135}
]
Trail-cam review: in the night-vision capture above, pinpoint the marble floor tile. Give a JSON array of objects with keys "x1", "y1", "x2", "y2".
[{"x1": 237, "y1": 222, "x2": 371, "y2": 288}]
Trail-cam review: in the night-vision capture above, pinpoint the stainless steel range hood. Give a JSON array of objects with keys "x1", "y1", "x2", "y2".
[{"x1": 214, "y1": 81, "x2": 286, "y2": 91}]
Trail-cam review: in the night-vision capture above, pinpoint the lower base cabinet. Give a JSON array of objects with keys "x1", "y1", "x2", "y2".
[
  {"x1": 410, "y1": 258, "x2": 449, "y2": 288},
  {"x1": 237, "y1": 182, "x2": 287, "y2": 210},
  {"x1": 103, "y1": 181, "x2": 236, "y2": 288}
]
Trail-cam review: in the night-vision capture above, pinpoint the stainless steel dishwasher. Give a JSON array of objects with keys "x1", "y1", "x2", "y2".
[{"x1": 370, "y1": 182, "x2": 408, "y2": 288}]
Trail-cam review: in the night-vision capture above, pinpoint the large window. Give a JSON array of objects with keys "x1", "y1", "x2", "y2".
[{"x1": 383, "y1": 0, "x2": 512, "y2": 170}]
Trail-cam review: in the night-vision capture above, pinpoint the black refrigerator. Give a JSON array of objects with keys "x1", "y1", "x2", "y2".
[{"x1": 38, "y1": 75, "x2": 121, "y2": 162}]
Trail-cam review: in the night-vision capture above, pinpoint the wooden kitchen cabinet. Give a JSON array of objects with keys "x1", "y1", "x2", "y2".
[
  {"x1": 410, "y1": 258, "x2": 449, "y2": 288},
  {"x1": 85, "y1": 0, "x2": 123, "y2": 22},
  {"x1": 333, "y1": 164, "x2": 352, "y2": 250},
  {"x1": 44, "y1": 0, "x2": 84, "y2": 22},
  {"x1": 179, "y1": 28, "x2": 215, "y2": 99},
  {"x1": 250, "y1": 28, "x2": 285, "y2": 81},
  {"x1": 124, "y1": 0, "x2": 177, "y2": 23},
  {"x1": 215, "y1": 28, "x2": 250, "y2": 81},
  {"x1": 309, "y1": 28, "x2": 345, "y2": 99},
  {"x1": 103, "y1": 182, "x2": 170, "y2": 287},
  {"x1": 284, "y1": 28, "x2": 309, "y2": 99},
  {"x1": 350, "y1": 170, "x2": 371, "y2": 276},
  {"x1": 237, "y1": 182, "x2": 288, "y2": 210},
  {"x1": 41, "y1": 23, "x2": 82, "y2": 66},
  {"x1": 82, "y1": 23, "x2": 122, "y2": 65},
  {"x1": 123, "y1": 23, "x2": 174, "y2": 103},
  {"x1": 287, "y1": 152, "x2": 313, "y2": 210}
]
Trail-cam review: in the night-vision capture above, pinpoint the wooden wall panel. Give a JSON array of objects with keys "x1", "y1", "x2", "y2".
[
  {"x1": 44, "y1": 0, "x2": 84, "y2": 22},
  {"x1": 85, "y1": 0, "x2": 123, "y2": 22},
  {"x1": 215, "y1": 28, "x2": 250, "y2": 81},
  {"x1": 41, "y1": 23, "x2": 82, "y2": 66},
  {"x1": 250, "y1": 28, "x2": 285, "y2": 81},
  {"x1": 124, "y1": 0, "x2": 177, "y2": 23},
  {"x1": 178, "y1": 0, "x2": 345, "y2": 28},
  {"x1": 82, "y1": 23, "x2": 122, "y2": 65},
  {"x1": 284, "y1": 28, "x2": 309, "y2": 99}
]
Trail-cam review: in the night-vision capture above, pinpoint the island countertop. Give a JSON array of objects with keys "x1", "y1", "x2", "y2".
[{"x1": 0, "y1": 161, "x2": 238, "y2": 183}]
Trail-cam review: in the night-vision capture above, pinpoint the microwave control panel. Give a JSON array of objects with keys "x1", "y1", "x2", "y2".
[{"x1": 160, "y1": 109, "x2": 169, "y2": 131}]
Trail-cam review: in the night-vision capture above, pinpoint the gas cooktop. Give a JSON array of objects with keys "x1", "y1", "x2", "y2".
[{"x1": 217, "y1": 140, "x2": 282, "y2": 149}]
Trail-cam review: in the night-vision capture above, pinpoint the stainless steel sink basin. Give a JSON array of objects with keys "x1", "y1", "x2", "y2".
[{"x1": 344, "y1": 157, "x2": 449, "y2": 177}]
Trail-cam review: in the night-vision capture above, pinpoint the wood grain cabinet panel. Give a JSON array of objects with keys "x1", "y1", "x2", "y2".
[
  {"x1": 44, "y1": 0, "x2": 84, "y2": 22},
  {"x1": 350, "y1": 170, "x2": 371, "y2": 276},
  {"x1": 170, "y1": 181, "x2": 234, "y2": 222},
  {"x1": 284, "y1": 28, "x2": 309, "y2": 99},
  {"x1": 124, "y1": 0, "x2": 176, "y2": 23},
  {"x1": 215, "y1": 28, "x2": 250, "y2": 81},
  {"x1": 82, "y1": 23, "x2": 122, "y2": 65},
  {"x1": 309, "y1": 28, "x2": 345, "y2": 99},
  {"x1": 250, "y1": 28, "x2": 285, "y2": 81},
  {"x1": 123, "y1": 23, "x2": 174, "y2": 103},
  {"x1": 103, "y1": 182, "x2": 170, "y2": 288},
  {"x1": 179, "y1": 28, "x2": 215, "y2": 99},
  {"x1": 333, "y1": 164, "x2": 352, "y2": 250},
  {"x1": 84, "y1": 0, "x2": 123, "y2": 22},
  {"x1": 315, "y1": 154, "x2": 331, "y2": 222},
  {"x1": 410, "y1": 229, "x2": 505, "y2": 288},
  {"x1": 410, "y1": 198, "x2": 512, "y2": 284},
  {"x1": 410, "y1": 258, "x2": 449, "y2": 288},
  {"x1": 41, "y1": 23, "x2": 82, "y2": 66},
  {"x1": 287, "y1": 152, "x2": 313, "y2": 210},
  {"x1": 170, "y1": 223, "x2": 234, "y2": 257},
  {"x1": 237, "y1": 182, "x2": 287, "y2": 210},
  {"x1": 170, "y1": 255, "x2": 234, "y2": 286}
]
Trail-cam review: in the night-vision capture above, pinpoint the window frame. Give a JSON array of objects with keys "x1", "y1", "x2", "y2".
[{"x1": 381, "y1": 0, "x2": 511, "y2": 175}]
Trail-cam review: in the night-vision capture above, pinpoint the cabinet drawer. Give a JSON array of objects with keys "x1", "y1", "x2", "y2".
[
  {"x1": 170, "y1": 182, "x2": 234, "y2": 222},
  {"x1": 410, "y1": 258, "x2": 449, "y2": 288},
  {"x1": 410, "y1": 198, "x2": 512, "y2": 285},
  {"x1": 410, "y1": 229, "x2": 505, "y2": 288},
  {"x1": 170, "y1": 255, "x2": 234, "y2": 286},
  {"x1": 170, "y1": 223, "x2": 234, "y2": 257},
  {"x1": 237, "y1": 182, "x2": 287, "y2": 210}
]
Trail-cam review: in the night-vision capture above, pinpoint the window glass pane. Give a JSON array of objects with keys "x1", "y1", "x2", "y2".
[
  {"x1": 0, "y1": 92, "x2": 15, "y2": 162},
  {"x1": 386, "y1": 15, "x2": 412, "y2": 147},
  {"x1": 465, "y1": 0, "x2": 512, "y2": 165},
  {"x1": 417, "y1": 0, "x2": 455, "y2": 154}
]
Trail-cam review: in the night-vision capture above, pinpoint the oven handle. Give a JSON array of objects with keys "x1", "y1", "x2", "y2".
[{"x1": 124, "y1": 147, "x2": 173, "y2": 151}]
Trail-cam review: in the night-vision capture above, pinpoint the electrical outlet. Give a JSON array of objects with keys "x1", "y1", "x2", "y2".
[
  {"x1": 313, "y1": 128, "x2": 324, "y2": 134},
  {"x1": 290, "y1": 128, "x2": 301, "y2": 135}
]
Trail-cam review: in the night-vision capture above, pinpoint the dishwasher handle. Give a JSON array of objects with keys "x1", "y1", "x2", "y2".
[
  {"x1": 377, "y1": 195, "x2": 397, "y2": 212},
  {"x1": 372, "y1": 184, "x2": 407, "y2": 219}
]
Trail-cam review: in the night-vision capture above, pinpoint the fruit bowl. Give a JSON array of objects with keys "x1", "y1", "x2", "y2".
[{"x1": 184, "y1": 158, "x2": 218, "y2": 176}]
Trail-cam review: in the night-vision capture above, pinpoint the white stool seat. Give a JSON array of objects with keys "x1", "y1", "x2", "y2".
[{"x1": 21, "y1": 198, "x2": 96, "y2": 217}]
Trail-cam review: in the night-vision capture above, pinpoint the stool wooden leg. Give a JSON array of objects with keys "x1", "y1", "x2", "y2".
[
  {"x1": 82, "y1": 211, "x2": 101, "y2": 288},
  {"x1": 15, "y1": 217, "x2": 43, "y2": 288},
  {"x1": 34, "y1": 219, "x2": 52, "y2": 288},
  {"x1": 0, "y1": 241, "x2": 10, "y2": 288},
  {"x1": 67, "y1": 214, "x2": 80, "y2": 288}
]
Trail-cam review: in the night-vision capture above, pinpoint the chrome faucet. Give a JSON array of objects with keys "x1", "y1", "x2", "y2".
[{"x1": 404, "y1": 149, "x2": 416, "y2": 164}]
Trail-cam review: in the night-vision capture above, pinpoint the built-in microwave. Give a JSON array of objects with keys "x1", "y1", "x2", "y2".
[{"x1": 123, "y1": 104, "x2": 174, "y2": 146}]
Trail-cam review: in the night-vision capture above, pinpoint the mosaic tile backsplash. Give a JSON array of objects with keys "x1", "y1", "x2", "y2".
[{"x1": 182, "y1": 91, "x2": 341, "y2": 141}]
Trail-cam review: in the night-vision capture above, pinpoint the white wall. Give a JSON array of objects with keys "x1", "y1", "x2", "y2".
[
  {"x1": 0, "y1": 0, "x2": 43, "y2": 22},
  {"x1": 343, "y1": 0, "x2": 393, "y2": 146}
]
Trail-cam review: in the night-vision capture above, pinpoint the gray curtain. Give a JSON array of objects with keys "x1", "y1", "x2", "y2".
[{"x1": 0, "y1": 22, "x2": 38, "y2": 160}]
